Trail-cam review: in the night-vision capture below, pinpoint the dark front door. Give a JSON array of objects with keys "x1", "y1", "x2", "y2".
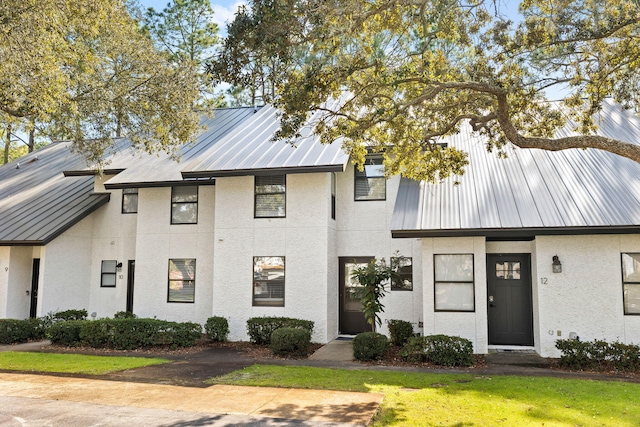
[
  {"x1": 126, "y1": 260, "x2": 135, "y2": 313},
  {"x1": 29, "y1": 259, "x2": 40, "y2": 318},
  {"x1": 487, "y1": 254, "x2": 533, "y2": 346},
  {"x1": 339, "y1": 257, "x2": 372, "y2": 334}
]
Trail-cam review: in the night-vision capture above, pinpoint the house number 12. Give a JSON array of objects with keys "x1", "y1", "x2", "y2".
[{"x1": 540, "y1": 277, "x2": 548, "y2": 285}]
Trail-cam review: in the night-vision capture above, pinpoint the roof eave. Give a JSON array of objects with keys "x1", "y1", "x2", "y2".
[
  {"x1": 181, "y1": 164, "x2": 347, "y2": 179},
  {"x1": 391, "y1": 225, "x2": 640, "y2": 239}
]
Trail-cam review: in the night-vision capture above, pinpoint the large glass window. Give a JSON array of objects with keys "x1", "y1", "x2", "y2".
[
  {"x1": 122, "y1": 188, "x2": 138, "y2": 214},
  {"x1": 171, "y1": 186, "x2": 198, "y2": 224},
  {"x1": 622, "y1": 253, "x2": 640, "y2": 315},
  {"x1": 168, "y1": 259, "x2": 196, "y2": 303},
  {"x1": 391, "y1": 257, "x2": 413, "y2": 291},
  {"x1": 101, "y1": 260, "x2": 117, "y2": 287},
  {"x1": 434, "y1": 254, "x2": 474, "y2": 311},
  {"x1": 253, "y1": 256, "x2": 285, "y2": 306},
  {"x1": 354, "y1": 157, "x2": 385, "y2": 200},
  {"x1": 331, "y1": 172, "x2": 336, "y2": 220},
  {"x1": 255, "y1": 175, "x2": 286, "y2": 218}
]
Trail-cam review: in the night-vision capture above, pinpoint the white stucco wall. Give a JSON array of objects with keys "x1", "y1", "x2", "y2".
[
  {"x1": 0, "y1": 246, "x2": 34, "y2": 319},
  {"x1": 213, "y1": 174, "x2": 333, "y2": 342},
  {"x1": 336, "y1": 163, "x2": 423, "y2": 337}
]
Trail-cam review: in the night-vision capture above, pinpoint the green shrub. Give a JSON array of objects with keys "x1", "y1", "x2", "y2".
[
  {"x1": 55, "y1": 309, "x2": 88, "y2": 321},
  {"x1": 205, "y1": 316, "x2": 229, "y2": 342},
  {"x1": 402, "y1": 335, "x2": 474, "y2": 367},
  {"x1": 79, "y1": 319, "x2": 112, "y2": 348},
  {"x1": 246, "y1": 317, "x2": 314, "y2": 345},
  {"x1": 113, "y1": 311, "x2": 137, "y2": 319},
  {"x1": 555, "y1": 338, "x2": 640, "y2": 372},
  {"x1": 47, "y1": 320, "x2": 84, "y2": 346},
  {"x1": 387, "y1": 319, "x2": 414, "y2": 347},
  {"x1": 0, "y1": 319, "x2": 39, "y2": 344},
  {"x1": 353, "y1": 332, "x2": 388, "y2": 361},
  {"x1": 270, "y1": 327, "x2": 311, "y2": 357}
]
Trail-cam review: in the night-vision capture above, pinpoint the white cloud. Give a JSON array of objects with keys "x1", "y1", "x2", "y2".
[{"x1": 211, "y1": 1, "x2": 246, "y2": 30}]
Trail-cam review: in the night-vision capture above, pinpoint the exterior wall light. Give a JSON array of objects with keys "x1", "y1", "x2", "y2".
[
  {"x1": 116, "y1": 262, "x2": 123, "y2": 271},
  {"x1": 552, "y1": 255, "x2": 562, "y2": 273}
]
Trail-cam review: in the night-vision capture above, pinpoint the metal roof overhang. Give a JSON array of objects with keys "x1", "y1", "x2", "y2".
[
  {"x1": 104, "y1": 177, "x2": 216, "y2": 190},
  {"x1": 63, "y1": 169, "x2": 125, "y2": 177},
  {"x1": 392, "y1": 225, "x2": 640, "y2": 240},
  {"x1": 181, "y1": 164, "x2": 346, "y2": 179}
]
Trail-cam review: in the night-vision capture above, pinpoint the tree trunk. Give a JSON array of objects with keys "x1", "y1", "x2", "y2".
[
  {"x1": 28, "y1": 126, "x2": 35, "y2": 153},
  {"x1": 4, "y1": 123, "x2": 11, "y2": 164}
]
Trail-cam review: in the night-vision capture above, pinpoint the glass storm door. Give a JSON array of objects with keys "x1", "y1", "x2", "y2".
[{"x1": 338, "y1": 257, "x2": 372, "y2": 334}]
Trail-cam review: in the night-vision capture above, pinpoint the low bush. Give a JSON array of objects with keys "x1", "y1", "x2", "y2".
[
  {"x1": 48, "y1": 318, "x2": 202, "y2": 350},
  {"x1": 402, "y1": 334, "x2": 474, "y2": 367},
  {"x1": 47, "y1": 320, "x2": 84, "y2": 346},
  {"x1": 0, "y1": 319, "x2": 44, "y2": 344},
  {"x1": 353, "y1": 332, "x2": 388, "y2": 361},
  {"x1": 387, "y1": 319, "x2": 414, "y2": 347},
  {"x1": 247, "y1": 317, "x2": 314, "y2": 345},
  {"x1": 113, "y1": 311, "x2": 137, "y2": 319},
  {"x1": 55, "y1": 309, "x2": 88, "y2": 321},
  {"x1": 205, "y1": 316, "x2": 229, "y2": 342},
  {"x1": 270, "y1": 327, "x2": 311, "y2": 357},
  {"x1": 556, "y1": 338, "x2": 640, "y2": 372}
]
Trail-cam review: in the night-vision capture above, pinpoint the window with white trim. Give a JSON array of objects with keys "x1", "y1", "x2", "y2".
[
  {"x1": 434, "y1": 254, "x2": 475, "y2": 311},
  {"x1": 622, "y1": 253, "x2": 640, "y2": 315},
  {"x1": 253, "y1": 256, "x2": 285, "y2": 306},
  {"x1": 171, "y1": 186, "x2": 198, "y2": 224},
  {"x1": 168, "y1": 259, "x2": 196, "y2": 303}
]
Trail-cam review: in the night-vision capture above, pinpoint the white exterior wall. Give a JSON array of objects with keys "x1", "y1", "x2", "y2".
[
  {"x1": 336, "y1": 163, "x2": 423, "y2": 336},
  {"x1": 213, "y1": 174, "x2": 332, "y2": 342},
  {"x1": 133, "y1": 185, "x2": 215, "y2": 324},
  {"x1": 0, "y1": 247, "x2": 9, "y2": 318},
  {"x1": 0, "y1": 246, "x2": 37, "y2": 319},
  {"x1": 421, "y1": 236, "x2": 487, "y2": 353}
]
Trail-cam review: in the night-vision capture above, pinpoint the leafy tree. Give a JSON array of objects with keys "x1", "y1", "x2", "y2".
[
  {"x1": 144, "y1": 0, "x2": 225, "y2": 109},
  {"x1": 0, "y1": 0, "x2": 201, "y2": 166},
  {"x1": 216, "y1": 0, "x2": 640, "y2": 180}
]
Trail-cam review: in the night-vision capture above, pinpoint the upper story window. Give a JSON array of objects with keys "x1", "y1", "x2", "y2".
[
  {"x1": 255, "y1": 175, "x2": 286, "y2": 218},
  {"x1": 171, "y1": 186, "x2": 198, "y2": 224},
  {"x1": 122, "y1": 188, "x2": 138, "y2": 214},
  {"x1": 354, "y1": 157, "x2": 385, "y2": 201},
  {"x1": 622, "y1": 253, "x2": 640, "y2": 315}
]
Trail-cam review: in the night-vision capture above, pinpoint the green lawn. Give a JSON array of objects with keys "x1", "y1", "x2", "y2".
[
  {"x1": 0, "y1": 352, "x2": 170, "y2": 375},
  {"x1": 210, "y1": 365, "x2": 640, "y2": 426}
]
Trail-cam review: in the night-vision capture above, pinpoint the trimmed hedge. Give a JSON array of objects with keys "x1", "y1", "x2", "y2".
[
  {"x1": 270, "y1": 327, "x2": 311, "y2": 357},
  {"x1": 49, "y1": 318, "x2": 202, "y2": 350},
  {"x1": 55, "y1": 309, "x2": 88, "y2": 321},
  {"x1": 0, "y1": 318, "x2": 45, "y2": 344},
  {"x1": 113, "y1": 311, "x2": 137, "y2": 319},
  {"x1": 387, "y1": 319, "x2": 414, "y2": 347},
  {"x1": 353, "y1": 332, "x2": 388, "y2": 361},
  {"x1": 205, "y1": 316, "x2": 229, "y2": 342},
  {"x1": 246, "y1": 317, "x2": 314, "y2": 345},
  {"x1": 402, "y1": 334, "x2": 474, "y2": 367},
  {"x1": 556, "y1": 338, "x2": 640, "y2": 372}
]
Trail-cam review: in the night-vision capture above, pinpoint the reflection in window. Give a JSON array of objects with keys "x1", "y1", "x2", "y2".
[
  {"x1": 434, "y1": 254, "x2": 474, "y2": 311},
  {"x1": 355, "y1": 157, "x2": 386, "y2": 200},
  {"x1": 255, "y1": 175, "x2": 286, "y2": 218},
  {"x1": 122, "y1": 188, "x2": 138, "y2": 213},
  {"x1": 391, "y1": 257, "x2": 413, "y2": 291},
  {"x1": 344, "y1": 261, "x2": 368, "y2": 311},
  {"x1": 253, "y1": 256, "x2": 285, "y2": 306},
  {"x1": 171, "y1": 186, "x2": 198, "y2": 224},
  {"x1": 496, "y1": 262, "x2": 521, "y2": 280},
  {"x1": 622, "y1": 253, "x2": 640, "y2": 315},
  {"x1": 168, "y1": 259, "x2": 196, "y2": 303},
  {"x1": 101, "y1": 260, "x2": 117, "y2": 287}
]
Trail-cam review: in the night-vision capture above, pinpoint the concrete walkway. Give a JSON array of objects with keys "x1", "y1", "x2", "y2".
[{"x1": 309, "y1": 338, "x2": 354, "y2": 361}]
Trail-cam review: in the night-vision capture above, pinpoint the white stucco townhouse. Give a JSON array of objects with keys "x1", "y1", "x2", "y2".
[{"x1": 0, "y1": 100, "x2": 639, "y2": 357}]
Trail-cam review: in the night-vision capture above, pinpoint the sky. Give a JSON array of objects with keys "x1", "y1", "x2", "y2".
[{"x1": 138, "y1": 0, "x2": 246, "y2": 31}]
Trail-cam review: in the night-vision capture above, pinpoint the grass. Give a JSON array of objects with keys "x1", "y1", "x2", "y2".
[
  {"x1": 210, "y1": 365, "x2": 640, "y2": 426},
  {"x1": 0, "y1": 352, "x2": 170, "y2": 375}
]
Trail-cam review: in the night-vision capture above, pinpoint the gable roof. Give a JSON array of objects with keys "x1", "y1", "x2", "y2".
[
  {"x1": 0, "y1": 142, "x2": 109, "y2": 246},
  {"x1": 391, "y1": 99, "x2": 640, "y2": 238}
]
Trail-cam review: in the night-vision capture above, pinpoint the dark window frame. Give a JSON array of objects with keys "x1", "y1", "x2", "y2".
[
  {"x1": 354, "y1": 157, "x2": 386, "y2": 201},
  {"x1": 433, "y1": 253, "x2": 475, "y2": 312},
  {"x1": 253, "y1": 256, "x2": 285, "y2": 307},
  {"x1": 167, "y1": 258, "x2": 196, "y2": 303},
  {"x1": 121, "y1": 188, "x2": 138, "y2": 214},
  {"x1": 171, "y1": 186, "x2": 198, "y2": 224},
  {"x1": 254, "y1": 175, "x2": 286, "y2": 218},
  {"x1": 391, "y1": 256, "x2": 413, "y2": 291},
  {"x1": 100, "y1": 260, "x2": 117, "y2": 288},
  {"x1": 622, "y1": 253, "x2": 640, "y2": 315},
  {"x1": 331, "y1": 172, "x2": 336, "y2": 220}
]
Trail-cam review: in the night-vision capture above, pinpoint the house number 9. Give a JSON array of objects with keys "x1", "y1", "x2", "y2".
[{"x1": 540, "y1": 277, "x2": 548, "y2": 285}]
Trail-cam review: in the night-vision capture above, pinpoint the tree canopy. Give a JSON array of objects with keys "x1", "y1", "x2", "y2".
[
  {"x1": 1, "y1": 0, "x2": 201, "y2": 166},
  {"x1": 213, "y1": 0, "x2": 640, "y2": 181}
]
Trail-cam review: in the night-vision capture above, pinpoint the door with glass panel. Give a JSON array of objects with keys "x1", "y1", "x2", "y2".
[
  {"x1": 487, "y1": 254, "x2": 533, "y2": 346},
  {"x1": 339, "y1": 257, "x2": 372, "y2": 334}
]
